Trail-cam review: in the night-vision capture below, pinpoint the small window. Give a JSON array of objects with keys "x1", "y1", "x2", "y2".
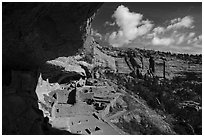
[
  {"x1": 93, "y1": 113, "x2": 99, "y2": 120},
  {"x1": 95, "y1": 126, "x2": 101, "y2": 131},
  {"x1": 56, "y1": 109, "x2": 59, "y2": 113},
  {"x1": 77, "y1": 131, "x2": 82, "y2": 134},
  {"x1": 85, "y1": 129, "x2": 91, "y2": 134}
]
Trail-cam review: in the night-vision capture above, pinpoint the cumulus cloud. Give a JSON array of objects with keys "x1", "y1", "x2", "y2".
[
  {"x1": 105, "y1": 6, "x2": 199, "y2": 54},
  {"x1": 148, "y1": 15, "x2": 196, "y2": 47},
  {"x1": 176, "y1": 35, "x2": 185, "y2": 44},
  {"x1": 170, "y1": 18, "x2": 181, "y2": 24},
  {"x1": 149, "y1": 16, "x2": 194, "y2": 39},
  {"x1": 153, "y1": 27, "x2": 165, "y2": 34},
  {"x1": 191, "y1": 34, "x2": 202, "y2": 48},
  {"x1": 187, "y1": 34, "x2": 202, "y2": 45},
  {"x1": 167, "y1": 16, "x2": 194, "y2": 30},
  {"x1": 188, "y1": 32, "x2": 196, "y2": 39},
  {"x1": 151, "y1": 31, "x2": 200, "y2": 47},
  {"x1": 186, "y1": 32, "x2": 195, "y2": 44},
  {"x1": 108, "y1": 5, "x2": 154, "y2": 47},
  {"x1": 152, "y1": 37, "x2": 174, "y2": 46}
]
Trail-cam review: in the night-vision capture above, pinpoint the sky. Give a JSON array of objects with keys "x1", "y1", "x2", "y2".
[{"x1": 91, "y1": 2, "x2": 202, "y2": 55}]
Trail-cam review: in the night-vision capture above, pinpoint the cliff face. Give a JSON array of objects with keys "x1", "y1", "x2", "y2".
[
  {"x1": 3, "y1": 3, "x2": 102, "y2": 70},
  {"x1": 2, "y1": 3, "x2": 102, "y2": 134}
]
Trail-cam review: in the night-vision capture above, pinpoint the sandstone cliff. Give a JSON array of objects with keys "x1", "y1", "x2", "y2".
[{"x1": 2, "y1": 2, "x2": 102, "y2": 134}]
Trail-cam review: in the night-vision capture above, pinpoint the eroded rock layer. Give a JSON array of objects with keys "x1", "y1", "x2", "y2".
[
  {"x1": 3, "y1": 2, "x2": 102, "y2": 70},
  {"x1": 2, "y1": 2, "x2": 102, "y2": 134}
]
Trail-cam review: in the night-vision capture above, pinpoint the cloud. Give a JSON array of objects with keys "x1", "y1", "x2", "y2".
[
  {"x1": 187, "y1": 34, "x2": 202, "y2": 45},
  {"x1": 188, "y1": 32, "x2": 196, "y2": 38},
  {"x1": 187, "y1": 32, "x2": 196, "y2": 44},
  {"x1": 148, "y1": 16, "x2": 195, "y2": 39},
  {"x1": 152, "y1": 31, "x2": 200, "y2": 47},
  {"x1": 148, "y1": 16, "x2": 196, "y2": 47},
  {"x1": 170, "y1": 18, "x2": 181, "y2": 24},
  {"x1": 153, "y1": 27, "x2": 165, "y2": 34},
  {"x1": 177, "y1": 35, "x2": 185, "y2": 44},
  {"x1": 104, "y1": 21, "x2": 115, "y2": 26},
  {"x1": 191, "y1": 34, "x2": 202, "y2": 48},
  {"x1": 167, "y1": 16, "x2": 194, "y2": 30},
  {"x1": 108, "y1": 5, "x2": 154, "y2": 47},
  {"x1": 104, "y1": 6, "x2": 199, "y2": 54},
  {"x1": 152, "y1": 37, "x2": 174, "y2": 46}
]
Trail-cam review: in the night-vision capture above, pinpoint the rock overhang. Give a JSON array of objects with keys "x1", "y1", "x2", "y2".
[{"x1": 3, "y1": 2, "x2": 103, "y2": 71}]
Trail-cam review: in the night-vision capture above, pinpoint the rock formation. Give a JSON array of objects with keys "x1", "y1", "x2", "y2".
[
  {"x1": 2, "y1": 2, "x2": 103, "y2": 134},
  {"x1": 3, "y1": 2, "x2": 102, "y2": 71},
  {"x1": 2, "y1": 2, "x2": 201, "y2": 135}
]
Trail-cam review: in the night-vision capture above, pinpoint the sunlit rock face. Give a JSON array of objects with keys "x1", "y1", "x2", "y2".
[{"x1": 2, "y1": 2, "x2": 102, "y2": 71}]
